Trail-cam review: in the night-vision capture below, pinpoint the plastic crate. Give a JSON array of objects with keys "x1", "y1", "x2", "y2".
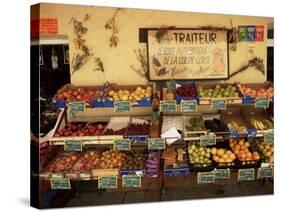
[
  {"x1": 124, "y1": 135, "x2": 149, "y2": 143},
  {"x1": 175, "y1": 81, "x2": 200, "y2": 104},
  {"x1": 120, "y1": 169, "x2": 145, "y2": 176},
  {"x1": 54, "y1": 99, "x2": 67, "y2": 109},
  {"x1": 164, "y1": 167, "x2": 190, "y2": 176}
]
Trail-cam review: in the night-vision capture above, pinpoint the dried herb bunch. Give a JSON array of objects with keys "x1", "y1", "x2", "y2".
[
  {"x1": 130, "y1": 49, "x2": 149, "y2": 79},
  {"x1": 105, "y1": 8, "x2": 121, "y2": 47},
  {"x1": 229, "y1": 57, "x2": 265, "y2": 78},
  {"x1": 69, "y1": 14, "x2": 93, "y2": 75},
  {"x1": 93, "y1": 57, "x2": 105, "y2": 72},
  {"x1": 155, "y1": 25, "x2": 176, "y2": 43}
]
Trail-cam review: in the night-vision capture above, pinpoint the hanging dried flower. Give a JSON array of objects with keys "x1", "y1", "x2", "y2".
[
  {"x1": 130, "y1": 48, "x2": 149, "y2": 80},
  {"x1": 229, "y1": 57, "x2": 265, "y2": 78},
  {"x1": 69, "y1": 14, "x2": 93, "y2": 74},
  {"x1": 105, "y1": 8, "x2": 121, "y2": 47},
  {"x1": 93, "y1": 57, "x2": 105, "y2": 72}
]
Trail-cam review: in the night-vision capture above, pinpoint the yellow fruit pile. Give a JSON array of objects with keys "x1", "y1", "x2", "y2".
[
  {"x1": 229, "y1": 138, "x2": 260, "y2": 163},
  {"x1": 257, "y1": 142, "x2": 273, "y2": 162},
  {"x1": 211, "y1": 147, "x2": 236, "y2": 164},
  {"x1": 108, "y1": 86, "x2": 152, "y2": 102}
]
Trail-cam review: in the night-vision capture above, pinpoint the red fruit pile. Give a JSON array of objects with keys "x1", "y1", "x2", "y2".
[
  {"x1": 47, "y1": 153, "x2": 79, "y2": 172},
  {"x1": 72, "y1": 152, "x2": 100, "y2": 172},
  {"x1": 176, "y1": 84, "x2": 197, "y2": 98},
  {"x1": 126, "y1": 123, "x2": 150, "y2": 135},
  {"x1": 54, "y1": 123, "x2": 106, "y2": 137},
  {"x1": 57, "y1": 87, "x2": 101, "y2": 101},
  {"x1": 103, "y1": 127, "x2": 127, "y2": 135}
]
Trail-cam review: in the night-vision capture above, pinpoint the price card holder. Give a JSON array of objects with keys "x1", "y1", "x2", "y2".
[
  {"x1": 80, "y1": 172, "x2": 92, "y2": 179},
  {"x1": 214, "y1": 168, "x2": 230, "y2": 179},
  {"x1": 197, "y1": 172, "x2": 214, "y2": 184},
  {"x1": 148, "y1": 138, "x2": 165, "y2": 150},
  {"x1": 98, "y1": 176, "x2": 118, "y2": 189},
  {"x1": 50, "y1": 178, "x2": 71, "y2": 190},
  {"x1": 122, "y1": 175, "x2": 141, "y2": 188},
  {"x1": 64, "y1": 140, "x2": 82, "y2": 152},
  {"x1": 114, "y1": 139, "x2": 131, "y2": 151},
  {"x1": 264, "y1": 130, "x2": 274, "y2": 144},
  {"x1": 257, "y1": 167, "x2": 273, "y2": 179},
  {"x1": 69, "y1": 101, "x2": 85, "y2": 114},
  {"x1": 51, "y1": 173, "x2": 64, "y2": 178},
  {"x1": 200, "y1": 133, "x2": 216, "y2": 146},
  {"x1": 211, "y1": 99, "x2": 226, "y2": 110},
  {"x1": 238, "y1": 168, "x2": 255, "y2": 181},
  {"x1": 228, "y1": 131, "x2": 238, "y2": 138},
  {"x1": 181, "y1": 100, "x2": 197, "y2": 112},
  {"x1": 114, "y1": 101, "x2": 131, "y2": 113},
  {"x1": 247, "y1": 129, "x2": 257, "y2": 137},
  {"x1": 160, "y1": 100, "x2": 177, "y2": 112},
  {"x1": 255, "y1": 97, "x2": 269, "y2": 108}
]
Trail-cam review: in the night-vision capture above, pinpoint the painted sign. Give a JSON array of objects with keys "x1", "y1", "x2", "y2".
[{"x1": 147, "y1": 29, "x2": 229, "y2": 80}]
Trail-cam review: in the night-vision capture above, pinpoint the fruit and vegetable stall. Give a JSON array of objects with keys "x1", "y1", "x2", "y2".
[{"x1": 39, "y1": 81, "x2": 274, "y2": 199}]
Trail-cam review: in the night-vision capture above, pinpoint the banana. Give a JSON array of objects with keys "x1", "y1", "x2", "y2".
[{"x1": 262, "y1": 119, "x2": 273, "y2": 129}]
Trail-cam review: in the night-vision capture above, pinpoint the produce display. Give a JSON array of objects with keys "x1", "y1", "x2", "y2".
[
  {"x1": 229, "y1": 138, "x2": 260, "y2": 165},
  {"x1": 162, "y1": 148, "x2": 186, "y2": 166},
  {"x1": 185, "y1": 116, "x2": 205, "y2": 131},
  {"x1": 54, "y1": 122, "x2": 106, "y2": 137},
  {"x1": 103, "y1": 127, "x2": 127, "y2": 135},
  {"x1": 108, "y1": 86, "x2": 152, "y2": 102},
  {"x1": 256, "y1": 141, "x2": 273, "y2": 163},
  {"x1": 72, "y1": 151, "x2": 100, "y2": 172},
  {"x1": 57, "y1": 87, "x2": 102, "y2": 101},
  {"x1": 176, "y1": 84, "x2": 197, "y2": 99},
  {"x1": 250, "y1": 118, "x2": 273, "y2": 130},
  {"x1": 46, "y1": 152, "x2": 79, "y2": 172},
  {"x1": 121, "y1": 152, "x2": 147, "y2": 170},
  {"x1": 187, "y1": 143, "x2": 212, "y2": 167},
  {"x1": 198, "y1": 84, "x2": 239, "y2": 98},
  {"x1": 211, "y1": 147, "x2": 236, "y2": 166},
  {"x1": 97, "y1": 150, "x2": 123, "y2": 169},
  {"x1": 227, "y1": 121, "x2": 247, "y2": 132},
  {"x1": 146, "y1": 151, "x2": 159, "y2": 177},
  {"x1": 240, "y1": 85, "x2": 273, "y2": 99},
  {"x1": 126, "y1": 123, "x2": 150, "y2": 135},
  {"x1": 204, "y1": 118, "x2": 228, "y2": 132}
]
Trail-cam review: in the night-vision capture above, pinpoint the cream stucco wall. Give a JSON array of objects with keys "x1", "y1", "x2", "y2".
[{"x1": 37, "y1": 3, "x2": 273, "y2": 86}]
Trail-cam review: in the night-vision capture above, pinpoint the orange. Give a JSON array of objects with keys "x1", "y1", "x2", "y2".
[
  {"x1": 238, "y1": 140, "x2": 245, "y2": 146},
  {"x1": 245, "y1": 142, "x2": 250, "y2": 147},
  {"x1": 217, "y1": 149, "x2": 225, "y2": 157}
]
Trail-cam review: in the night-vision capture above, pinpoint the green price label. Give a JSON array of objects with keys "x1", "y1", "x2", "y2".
[
  {"x1": 114, "y1": 139, "x2": 131, "y2": 151},
  {"x1": 255, "y1": 97, "x2": 269, "y2": 108},
  {"x1": 214, "y1": 168, "x2": 230, "y2": 179},
  {"x1": 64, "y1": 140, "x2": 82, "y2": 151},
  {"x1": 197, "y1": 172, "x2": 214, "y2": 184},
  {"x1": 148, "y1": 138, "x2": 165, "y2": 150},
  {"x1": 200, "y1": 133, "x2": 216, "y2": 146},
  {"x1": 98, "y1": 176, "x2": 117, "y2": 189},
  {"x1": 114, "y1": 101, "x2": 131, "y2": 113},
  {"x1": 122, "y1": 175, "x2": 141, "y2": 188},
  {"x1": 257, "y1": 167, "x2": 273, "y2": 179},
  {"x1": 264, "y1": 130, "x2": 274, "y2": 144},
  {"x1": 238, "y1": 169, "x2": 255, "y2": 181},
  {"x1": 211, "y1": 99, "x2": 226, "y2": 110},
  {"x1": 181, "y1": 100, "x2": 197, "y2": 112},
  {"x1": 69, "y1": 101, "x2": 85, "y2": 114},
  {"x1": 160, "y1": 100, "x2": 177, "y2": 112},
  {"x1": 50, "y1": 178, "x2": 71, "y2": 190}
]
